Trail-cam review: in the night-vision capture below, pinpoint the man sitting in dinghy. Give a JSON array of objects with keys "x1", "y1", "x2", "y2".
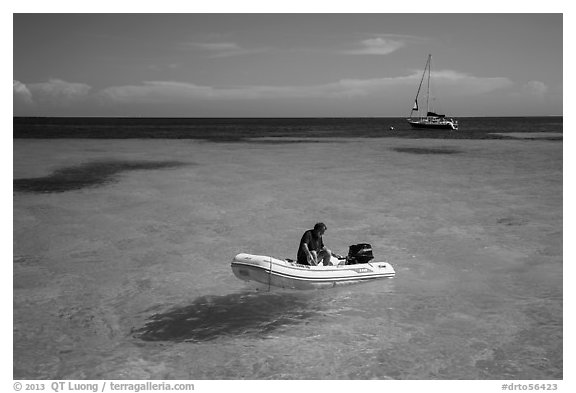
[{"x1": 297, "y1": 222, "x2": 334, "y2": 266}]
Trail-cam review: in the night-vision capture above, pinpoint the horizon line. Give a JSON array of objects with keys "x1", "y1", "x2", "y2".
[{"x1": 13, "y1": 115, "x2": 564, "y2": 119}]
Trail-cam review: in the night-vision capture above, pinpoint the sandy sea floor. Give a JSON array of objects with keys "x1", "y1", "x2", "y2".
[{"x1": 13, "y1": 137, "x2": 562, "y2": 379}]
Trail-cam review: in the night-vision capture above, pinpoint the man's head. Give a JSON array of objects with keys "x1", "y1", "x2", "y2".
[{"x1": 313, "y1": 222, "x2": 327, "y2": 236}]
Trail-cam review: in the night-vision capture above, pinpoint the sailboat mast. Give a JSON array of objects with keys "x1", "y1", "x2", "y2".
[
  {"x1": 426, "y1": 54, "x2": 431, "y2": 117},
  {"x1": 410, "y1": 54, "x2": 430, "y2": 118}
]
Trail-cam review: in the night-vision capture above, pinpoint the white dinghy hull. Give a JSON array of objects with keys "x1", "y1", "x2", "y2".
[{"x1": 231, "y1": 253, "x2": 395, "y2": 290}]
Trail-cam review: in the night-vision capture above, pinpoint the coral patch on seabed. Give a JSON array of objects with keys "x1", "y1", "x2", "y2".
[
  {"x1": 392, "y1": 147, "x2": 461, "y2": 155},
  {"x1": 13, "y1": 160, "x2": 190, "y2": 193}
]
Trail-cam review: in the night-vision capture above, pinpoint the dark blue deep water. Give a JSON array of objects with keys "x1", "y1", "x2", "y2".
[{"x1": 13, "y1": 117, "x2": 562, "y2": 141}]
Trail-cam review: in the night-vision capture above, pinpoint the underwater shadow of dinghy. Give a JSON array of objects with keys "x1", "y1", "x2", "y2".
[
  {"x1": 132, "y1": 291, "x2": 322, "y2": 343},
  {"x1": 14, "y1": 160, "x2": 190, "y2": 193}
]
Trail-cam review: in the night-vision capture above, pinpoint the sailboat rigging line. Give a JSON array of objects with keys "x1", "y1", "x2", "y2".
[
  {"x1": 426, "y1": 54, "x2": 431, "y2": 116},
  {"x1": 411, "y1": 54, "x2": 431, "y2": 118}
]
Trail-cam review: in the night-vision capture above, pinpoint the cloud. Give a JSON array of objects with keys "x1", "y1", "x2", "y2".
[
  {"x1": 14, "y1": 79, "x2": 93, "y2": 115},
  {"x1": 27, "y1": 79, "x2": 92, "y2": 107},
  {"x1": 98, "y1": 81, "x2": 218, "y2": 104},
  {"x1": 15, "y1": 70, "x2": 514, "y2": 116},
  {"x1": 507, "y1": 80, "x2": 550, "y2": 102},
  {"x1": 147, "y1": 63, "x2": 180, "y2": 71},
  {"x1": 523, "y1": 80, "x2": 548, "y2": 97},
  {"x1": 342, "y1": 37, "x2": 405, "y2": 55},
  {"x1": 183, "y1": 41, "x2": 268, "y2": 58},
  {"x1": 97, "y1": 70, "x2": 512, "y2": 106},
  {"x1": 13, "y1": 80, "x2": 34, "y2": 106},
  {"x1": 98, "y1": 77, "x2": 410, "y2": 104},
  {"x1": 193, "y1": 42, "x2": 240, "y2": 51},
  {"x1": 429, "y1": 70, "x2": 514, "y2": 94}
]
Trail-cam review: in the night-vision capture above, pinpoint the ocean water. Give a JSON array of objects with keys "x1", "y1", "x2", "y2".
[
  {"x1": 13, "y1": 116, "x2": 563, "y2": 140},
  {"x1": 13, "y1": 117, "x2": 562, "y2": 379}
]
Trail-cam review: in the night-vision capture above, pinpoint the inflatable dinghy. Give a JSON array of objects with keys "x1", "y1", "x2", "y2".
[{"x1": 231, "y1": 253, "x2": 395, "y2": 290}]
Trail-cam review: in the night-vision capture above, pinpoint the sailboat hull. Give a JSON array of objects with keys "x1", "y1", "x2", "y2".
[{"x1": 407, "y1": 119, "x2": 458, "y2": 130}]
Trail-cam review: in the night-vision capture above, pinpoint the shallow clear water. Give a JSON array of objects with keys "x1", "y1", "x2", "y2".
[{"x1": 13, "y1": 132, "x2": 562, "y2": 379}]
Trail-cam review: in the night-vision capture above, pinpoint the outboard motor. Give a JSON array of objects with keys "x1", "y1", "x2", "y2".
[{"x1": 347, "y1": 243, "x2": 374, "y2": 264}]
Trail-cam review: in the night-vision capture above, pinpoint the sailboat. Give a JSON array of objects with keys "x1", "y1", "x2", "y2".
[{"x1": 407, "y1": 54, "x2": 458, "y2": 130}]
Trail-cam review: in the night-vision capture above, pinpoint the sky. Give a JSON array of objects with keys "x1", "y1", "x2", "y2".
[{"x1": 13, "y1": 13, "x2": 563, "y2": 117}]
